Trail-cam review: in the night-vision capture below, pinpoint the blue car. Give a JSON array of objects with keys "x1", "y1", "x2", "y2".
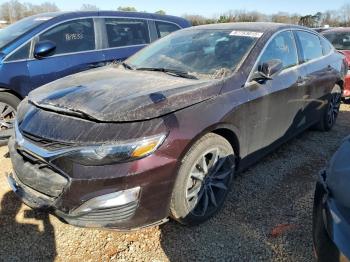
[
  {"x1": 313, "y1": 136, "x2": 350, "y2": 262},
  {"x1": 0, "y1": 11, "x2": 190, "y2": 140}
]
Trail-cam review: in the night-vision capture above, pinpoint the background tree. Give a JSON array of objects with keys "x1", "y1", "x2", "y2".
[
  {"x1": 155, "y1": 10, "x2": 166, "y2": 15},
  {"x1": 117, "y1": 6, "x2": 137, "y2": 12},
  {"x1": 80, "y1": 4, "x2": 99, "y2": 11},
  {"x1": 1, "y1": 1, "x2": 350, "y2": 27},
  {"x1": 182, "y1": 14, "x2": 216, "y2": 26},
  {"x1": 0, "y1": 0, "x2": 59, "y2": 23},
  {"x1": 341, "y1": 4, "x2": 350, "y2": 26}
]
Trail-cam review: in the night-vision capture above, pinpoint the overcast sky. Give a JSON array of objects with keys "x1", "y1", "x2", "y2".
[{"x1": 24, "y1": 0, "x2": 349, "y2": 17}]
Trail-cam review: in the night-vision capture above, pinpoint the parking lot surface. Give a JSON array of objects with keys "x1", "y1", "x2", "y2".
[{"x1": 1, "y1": 103, "x2": 350, "y2": 262}]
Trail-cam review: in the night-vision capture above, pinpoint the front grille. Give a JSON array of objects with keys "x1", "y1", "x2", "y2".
[
  {"x1": 74, "y1": 201, "x2": 138, "y2": 223},
  {"x1": 8, "y1": 138, "x2": 68, "y2": 198},
  {"x1": 22, "y1": 131, "x2": 74, "y2": 151}
]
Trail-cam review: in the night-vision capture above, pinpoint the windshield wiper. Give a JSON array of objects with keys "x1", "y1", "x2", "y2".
[
  {"x1": 122, "y1": 62, "x2": 135, "y2": 70},
  {"x1": 136, "y1": 67, "x2": 198, "y2": 79}
]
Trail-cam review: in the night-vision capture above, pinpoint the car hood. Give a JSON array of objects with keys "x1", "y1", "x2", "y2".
[{"x1": 28, "y1": 66, "x2": 223, "y2": 122}]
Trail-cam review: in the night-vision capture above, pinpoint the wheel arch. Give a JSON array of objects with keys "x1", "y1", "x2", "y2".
[
  {"x1": 0, "y1": 87, "x2": 23, "y2": 100},
  {"x1": 335, "y1": 80, "x2": 344, "y2": 93},
  {"x1": 177, "y1": 123, "x2": 242, "y2": 171}
]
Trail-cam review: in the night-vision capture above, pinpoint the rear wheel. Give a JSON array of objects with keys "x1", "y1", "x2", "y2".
[
  {"x1": 170, "y1": 133, "x2": 235, "y2": 226},
  {"x1": 315, "y1": 85, "x2": 341, "y2": 132},
  {"x1": 0, "y1": 92, "x2": 20, "y2": 145}
]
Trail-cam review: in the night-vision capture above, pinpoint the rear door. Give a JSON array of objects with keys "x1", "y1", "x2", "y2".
[
  {"x1": 27, "y1": 18, "x2": 105, "y2": 90},
  {"x1": 101, "y1": 17, "x2": 150, "y2": 62},
  {"x1": 294, "y1": 30, "x2": 335, "y2": 122}
]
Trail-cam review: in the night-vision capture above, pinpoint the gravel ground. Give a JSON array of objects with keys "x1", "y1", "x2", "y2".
[{"x1": 0, "y1": 103, "x2": 350, "y2": 262}]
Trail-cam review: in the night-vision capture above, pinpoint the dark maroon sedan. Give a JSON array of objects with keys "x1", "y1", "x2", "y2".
[{"x1": 8, "y1": 23, "x2": 347, "y2": 230}]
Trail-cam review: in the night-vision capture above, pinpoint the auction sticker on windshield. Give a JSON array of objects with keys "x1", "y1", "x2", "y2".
[{"x1": 229, "y1": 31, "x2": 263, "y2": 38}]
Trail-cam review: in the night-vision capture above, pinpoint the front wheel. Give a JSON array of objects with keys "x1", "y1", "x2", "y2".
[
  {"x1": 0, "y1": 92, "x2": 20, "y2": 145},
  {"x1": 170, "y1": 133, "x2": 236, "y2": 226},
  {"x1": 315, "y1": 85, "x2": 342, "y2": 132}
]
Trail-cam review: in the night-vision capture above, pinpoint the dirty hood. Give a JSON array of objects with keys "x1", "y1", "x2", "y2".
[{"x1": 29, "y1": 66, "x2": 222, "y2": 122}]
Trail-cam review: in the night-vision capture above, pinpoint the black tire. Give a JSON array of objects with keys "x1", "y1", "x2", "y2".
[
  {"x1": 313, "y1": 182, "x2": 341, "y2": 262},
  {"x1": 0, "y1": 92, "x2": 20, "y2": 110},
  {"x1": 315, "y1": 84, "x2": 342, "y2": 132},
  {"x1": 170, "y1": 133, "x2": 235, "y2": 226}
]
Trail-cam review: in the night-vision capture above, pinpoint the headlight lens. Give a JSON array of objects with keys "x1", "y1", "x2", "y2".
[{"x1": 66, "y1": 133, "x2": 166, "y2": 165}]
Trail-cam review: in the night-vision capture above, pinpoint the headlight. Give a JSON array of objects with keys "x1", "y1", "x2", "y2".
[{"x1": 66, "y1": 133, "x2": 166, "y2": 165}]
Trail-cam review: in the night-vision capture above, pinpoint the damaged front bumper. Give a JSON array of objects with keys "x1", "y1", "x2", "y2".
[
  {"x1": 7, "y1": 172, "x2": 148, "y2": 229},
  {"x1": 7, "y1": 132, "x2": 177, "y2": 230}
]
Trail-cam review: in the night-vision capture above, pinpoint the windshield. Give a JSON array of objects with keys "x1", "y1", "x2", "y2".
[
  {"x1": 0, "y1": 15, "x2": 53, "y2": 50},
  {"x1": 126, "y1": 29, "x2": 259, "y2": 79},
  {"x1": 323, "y1": 31, "x2": 350, "y2": 50}
]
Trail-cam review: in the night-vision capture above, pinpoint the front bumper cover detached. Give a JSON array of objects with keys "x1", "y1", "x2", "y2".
[
  {"x1": 7, "y1": 170, "x2": 168, "y2": 230},
  {"x1": 7, "y1": 130, "x2": 175, "y2": 230}
]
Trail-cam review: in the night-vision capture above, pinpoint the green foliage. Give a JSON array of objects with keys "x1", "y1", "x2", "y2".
[
  {"x1": 80, "y1": 4, "x2": 99, "y2": 11},
  {"x1": 155, "y1": 10, "x2": 166, "y2": 15},
  {"x1": 117, "y1": 6, "x2": 137, "y2": 12}
]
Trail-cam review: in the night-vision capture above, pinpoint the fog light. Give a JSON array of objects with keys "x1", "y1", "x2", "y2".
[{"x1": 71, "y1": 187, "x2": 140, "y2": 216}]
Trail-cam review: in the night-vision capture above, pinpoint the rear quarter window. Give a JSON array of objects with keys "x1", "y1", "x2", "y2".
[
  {"x1": 155, "y1": 21, "x2": 180, "y2": 38},
  {"x1": 296, "y1": 31, "x2": 323, "y2": 62}
]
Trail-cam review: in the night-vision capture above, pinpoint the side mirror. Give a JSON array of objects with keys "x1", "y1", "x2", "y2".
[
  {"x1": 33, "y1": 40, "x2": 56, "y2": 59},
  {"x1": 252, "y1": 59, "x2": 283, "y2": 82}
]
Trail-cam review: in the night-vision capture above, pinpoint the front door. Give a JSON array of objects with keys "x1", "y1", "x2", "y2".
[
  {"x1": 27, "y1": 18, "x2": 105, "y2": 92},
  {"x1": 245, "y1": 30, "x2": 305, "y2": 154}
]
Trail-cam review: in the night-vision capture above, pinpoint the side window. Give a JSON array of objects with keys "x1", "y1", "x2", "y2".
[
  {"x1": 39, "y1": 18, "x2": 95, "y2": 55},
  {"x1": 6, "y1": 41, "x2": 31, "y2": 61},
  {"x1": 258, "y1": 31, "x2": 298, "y2": 70},
  {"x1": 296, "y1": 31, "x2": 323, "y2": 62},
  {"x1": 105, "y1": 18, "x2": 150, "y2": 48},
  {"x1": 320, "y1": 37, "x2": 333, "y2": 55},
  {"x1": 155, "y1": 21, "x2": 180, "y2": 38}
]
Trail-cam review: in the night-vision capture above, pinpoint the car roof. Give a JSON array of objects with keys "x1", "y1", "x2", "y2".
[
  {"x1": 188, "y1": 22, "x2": 309, "y2": 33},
  {"x1": 37, "y1": 11, "x2": 191, "y2": 28}
]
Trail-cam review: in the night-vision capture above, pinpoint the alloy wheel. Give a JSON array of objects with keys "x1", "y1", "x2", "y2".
[
  {"x1": 185, "y1": 148, "x2": 234, "y2": 217},
  {"x1": 327, "y1": 92, "x2": 341, "y2": 127},
  {"x1": 0, "y1": 102, "x2": 16, "y2": 130}
]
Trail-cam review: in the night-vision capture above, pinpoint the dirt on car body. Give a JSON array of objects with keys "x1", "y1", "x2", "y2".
[{"x1": 0, "y1": 103, "x2": 349, "y2": 261}]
